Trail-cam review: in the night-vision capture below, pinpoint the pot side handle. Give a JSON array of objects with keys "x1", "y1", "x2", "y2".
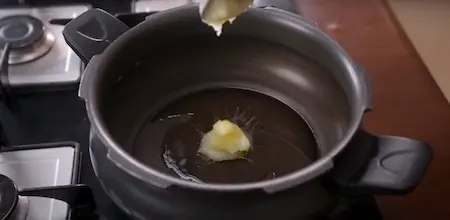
[
  {"x1": 329, "y1": 130, "x2": 432, "y2": 196},
  {"x1": 63, "y1": 9, "x2": 129, "y2": 64}
]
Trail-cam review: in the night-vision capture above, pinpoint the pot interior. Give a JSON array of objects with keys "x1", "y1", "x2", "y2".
[
  {"x1": 132, "y1": 87, "x2": 319, "y2": 183},
  {"x1": 98, "y1": 8, "x2": 355, "y2": 184}
]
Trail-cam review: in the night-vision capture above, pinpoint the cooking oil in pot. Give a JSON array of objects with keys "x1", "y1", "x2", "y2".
[{"x1": 132, "y1": 88, "x2": 318, "y2": 184}]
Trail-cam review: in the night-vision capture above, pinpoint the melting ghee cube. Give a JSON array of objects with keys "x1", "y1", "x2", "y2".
[
  {"x1": 198, "y1": 120, "x2": 251, "y2": 161},
  {"x1": 200, "y1": 0, "x2": 254, "y2": 36}
]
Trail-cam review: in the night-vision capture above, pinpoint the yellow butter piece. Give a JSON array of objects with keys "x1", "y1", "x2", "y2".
[
  {"x1": 198, "y1": 120, "x2": 251, "y2": 161},
  {"x1": 200, "y1": 0, "x2": 254, "y2": 36}
]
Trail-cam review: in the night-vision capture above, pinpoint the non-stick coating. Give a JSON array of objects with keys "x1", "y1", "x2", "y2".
[
  {"x1": 132, "y1": 87, "x2": 319, "y2": 183},
  {"x1": 100, "y1": 36, "x2": 350, "y2": 179}
]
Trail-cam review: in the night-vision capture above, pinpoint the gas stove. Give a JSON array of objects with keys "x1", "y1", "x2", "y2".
[
  {"x1": 0, "y1": 1, "x2": 384, "y2": 220},
  {"x1": 0, "y1": 5, "x2": 88, "y2": 88}
]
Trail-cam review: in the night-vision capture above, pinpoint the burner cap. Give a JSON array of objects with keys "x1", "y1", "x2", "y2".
[
  {"x1": 0, "y1": 174, "x2": 18, "y2": 220},
  {"x1": 0, "y1": 15, "x2": 44, "y2": 49}
]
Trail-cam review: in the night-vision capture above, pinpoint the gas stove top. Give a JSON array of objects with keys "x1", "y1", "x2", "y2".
[
  {"x1": 0, "y1": 1, "x2": 384, "y2": 220},
  {"x1": 0, "y1": 5, "x2": 88, "y2": 88}
]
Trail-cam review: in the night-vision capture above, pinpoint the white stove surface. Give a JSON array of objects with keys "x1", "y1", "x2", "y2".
[
  {"x1": 0, "y1": 146, "x2": 76, "y2": 220},
  {"x1": 0, "y1": 5, "x2": 90, "y2": 87}
]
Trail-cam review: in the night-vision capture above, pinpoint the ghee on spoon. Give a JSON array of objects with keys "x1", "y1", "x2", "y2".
[
  {"x1": 200, "y1": 0, "x2": 254, "y2": 36},
  {"x1": 198, "y1": 120, "x2": 251, "y2": 162}
]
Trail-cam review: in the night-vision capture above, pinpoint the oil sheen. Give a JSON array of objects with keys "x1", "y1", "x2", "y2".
[{"x1": 132, "y1": 88, "x2": 318, "y2": 184}]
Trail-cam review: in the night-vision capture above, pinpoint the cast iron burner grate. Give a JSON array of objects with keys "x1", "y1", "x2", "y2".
[{"x1": 0, "y1": 174, "x2": 97, "y2": 220}]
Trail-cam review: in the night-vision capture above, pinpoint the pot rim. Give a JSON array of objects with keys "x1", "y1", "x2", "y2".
[{"x1": 87, "y1": 5, "x2": 368, "y2": 193}]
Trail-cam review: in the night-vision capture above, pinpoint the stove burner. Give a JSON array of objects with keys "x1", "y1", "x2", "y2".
[
  {"x1": 0, "y1": 173, "x2": 98, "y2": 220},
  {"x1": 0, "y1": 15, "x2": 54, "y2": 64},
  {"x1": 11, "y1": 197, "x2": 28, "y2": 220},
  {"x1": 0, "y1": 15, "x2": 43, "y2": 49},
  {"x1": 0, "y1": 174, "x2": 18, "y2": 220},
  {"x1": 0, "y1": 176, "x2": 29, "y2": 220}
]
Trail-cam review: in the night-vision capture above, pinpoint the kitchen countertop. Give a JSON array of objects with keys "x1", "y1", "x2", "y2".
[
  {"x1": 388, "y1": 0, "x2": 450, "y2": 105},
  {"x1": 296, "y1": 0, "x2": 450, "y2": 219}
]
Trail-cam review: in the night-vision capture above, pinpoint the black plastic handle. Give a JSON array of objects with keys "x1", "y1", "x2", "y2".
[
  {"x1": 329, "y1": 130, "x2": 432, "y2": 196},
  {"x1": 63, "y1": 9, "x2": 129, "y2": 64},
  {"x1": 115, "y1": 12, "x2": 156, "y2": 28}
]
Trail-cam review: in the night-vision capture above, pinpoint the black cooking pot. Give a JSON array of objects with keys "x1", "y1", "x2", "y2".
[{"x1": 63, "y1": 5, "x2": 432, "y2": 220}]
